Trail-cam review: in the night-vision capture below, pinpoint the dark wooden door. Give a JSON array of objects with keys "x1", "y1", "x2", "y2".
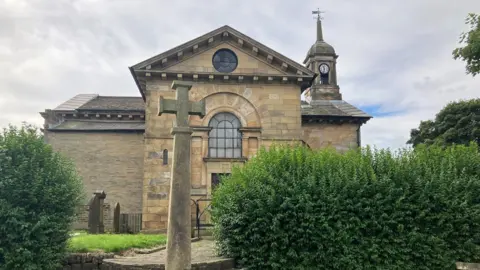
[{"x1": 211, "y1": 173, "x2": 231, "y2": 190}]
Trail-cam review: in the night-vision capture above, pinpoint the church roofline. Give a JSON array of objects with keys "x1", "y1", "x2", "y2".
[
  {"x1": 129, "y1": 66, "x2": 145, "y2": 100},
  {"x1": 129, "y1": 25, "x2": 315, "y2": 98},
  {"x1": 52, "y1": 94, "x2": 99, "y2": 111},
  {"x1": 300, "y1": 99, "x2": 372, "y2": 125},
  {"x1": 130, "y1": 25, "x2": 313, "y2": 75}
]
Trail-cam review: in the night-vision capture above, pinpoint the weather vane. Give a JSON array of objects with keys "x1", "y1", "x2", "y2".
[{"x1": 312, "y1": 8, "x2": 325, "y2": 21}]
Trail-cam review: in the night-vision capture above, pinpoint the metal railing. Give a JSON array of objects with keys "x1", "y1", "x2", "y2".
[{"x1": 191, "y1": 198, "x2": 213, "y2": 238}]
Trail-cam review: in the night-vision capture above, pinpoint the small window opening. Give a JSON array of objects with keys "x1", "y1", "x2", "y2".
[
  {"x1": 320, "y1": 72, "x2": 329, "y2": 84},
  {"x1": 162, "y1": 149, "x2": 168, "y2": 165}
]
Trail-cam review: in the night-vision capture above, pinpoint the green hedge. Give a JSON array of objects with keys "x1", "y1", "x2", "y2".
[
  {"x1": 0, "y1": 125, "x2": 84, "y2": 270},
  {"x1": 211, "y1": 143, "x2": 480, "y2": 270}
]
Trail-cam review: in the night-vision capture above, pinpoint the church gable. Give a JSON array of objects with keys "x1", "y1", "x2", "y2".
[
  {"x1": 129, "y1": 25, "x2": 315, "y2": 99},
  {"x1": 162, "y1": 43, "x2": 285, "y2": 76}
]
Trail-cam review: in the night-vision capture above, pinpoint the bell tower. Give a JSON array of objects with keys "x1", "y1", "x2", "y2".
[{"x1": 304, "y1": 10, "x2": 341, "y2": 102}]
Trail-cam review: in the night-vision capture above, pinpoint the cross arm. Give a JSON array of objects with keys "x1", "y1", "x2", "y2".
[
  {"x1": 189, "y1": 99, "x2": 206, "y2": 119},
  {"x1": 158, "y1": 96, "x2": 178, "y2": 116}
]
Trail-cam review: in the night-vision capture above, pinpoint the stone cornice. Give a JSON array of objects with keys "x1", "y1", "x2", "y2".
[
  {"x1": 44, "y1": 129, "x2": 144, "y2": 133},
  {"x1": 239, "y1": 127, "x2": 262, "y2": 133},
  {"x1": 302, "y1": 115, "x2": 370, "y2": 125},
  {"x1": 44, "y1": 110, "x2": 145, "y2": 121},
  {"x1": 203, "y1": 157, "x2": 248, "y2": 163},
  {"x1": 136, "y1": 71, "x2": 311, "y2": 85}
]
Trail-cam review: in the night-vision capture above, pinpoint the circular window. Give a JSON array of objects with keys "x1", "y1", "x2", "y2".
[{"x1": 212, "y1": 49, "x2": 238, "y2": 73}]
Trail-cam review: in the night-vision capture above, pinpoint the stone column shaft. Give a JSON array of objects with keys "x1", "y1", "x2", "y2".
[{"x1": 166, "y1": 127, "x2": 192, "y2": 270}]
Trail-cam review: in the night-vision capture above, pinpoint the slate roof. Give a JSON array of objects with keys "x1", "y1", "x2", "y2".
[
  {"x1": 301, "y1": 100, "x2": 372, "y2": 119},
  {"x1": 77, "y1": 96, "x2": 145, "y2": 111},
  {"x1": 54, "y1": 94, "x2": 99, "y2": 111},
  {"x1": 47, "y1": 120, "x2": 145, "y2": 131}
]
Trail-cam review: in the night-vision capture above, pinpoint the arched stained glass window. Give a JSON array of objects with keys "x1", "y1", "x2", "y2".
[{"x1": 208, "y1": 112, "x2": 242, "y2": 158}]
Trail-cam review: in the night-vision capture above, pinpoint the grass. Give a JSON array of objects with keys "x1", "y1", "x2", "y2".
[{"x1": 67, "y1": 233, "x2": 167, "y2": 253}]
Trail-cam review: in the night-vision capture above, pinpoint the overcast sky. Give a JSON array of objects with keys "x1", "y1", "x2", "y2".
[{"x1": 1, "y1": 0, "x2": 479, "y2": 149}]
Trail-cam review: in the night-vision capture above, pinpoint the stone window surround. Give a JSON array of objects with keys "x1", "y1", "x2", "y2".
[
  {"x1": 192, "y1": 125, "x2": 260, "y2": 196},
  {"x1": 207, "y1": 112, "x2": 242, "y2": 159},
  {"x1": 191, "y1": 126, "x2": 261, "y2": 162}
]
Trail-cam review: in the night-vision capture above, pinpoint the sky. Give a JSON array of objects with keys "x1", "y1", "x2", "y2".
[{"x1": 0, "y1": 0, "x2": 479, "y2": 149}]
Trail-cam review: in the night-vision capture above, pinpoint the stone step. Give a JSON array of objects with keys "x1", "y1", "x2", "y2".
[
  {"x1": 101, "y1": 258, "x2": 235, "y2": 270},
  {"x1": 100, "y1": 240, "x2": 235, "y2": 270}
]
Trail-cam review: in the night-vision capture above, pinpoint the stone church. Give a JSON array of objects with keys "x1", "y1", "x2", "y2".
[{"x1": 41, "y1": 19, "x2": 371, "y2": 232}]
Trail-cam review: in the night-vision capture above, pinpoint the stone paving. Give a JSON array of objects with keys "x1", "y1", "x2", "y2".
[{"x1": 101, "y1": 240, "x2": 235, "y2": 270}]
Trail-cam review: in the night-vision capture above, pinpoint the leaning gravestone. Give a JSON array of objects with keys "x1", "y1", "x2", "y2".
[
  {"x1": 88, "y1": 190, "x2": 107, "y2": 234},
  {"x1": 113, "y1": 202, "x2": 120, "y2": 233},
  {"x1": 158, "y1": 81, "x2": 205, "y2": 270}
]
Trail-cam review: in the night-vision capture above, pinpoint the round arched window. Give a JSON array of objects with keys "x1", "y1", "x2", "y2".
[
  {"x1": 208, "y1": 112, "x2": 242, "y2": 158},
  {"x1": 212, "y1": 49, "x2": 238, "y2": 73}
]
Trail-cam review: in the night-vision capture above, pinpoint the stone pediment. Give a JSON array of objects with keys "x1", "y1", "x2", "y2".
[
  {"x1": 162, "y1": 43, "x2": 288, "y2": 76},
  {"x1": 129, "y1": 25, "x2": 316, "y2": 98}
]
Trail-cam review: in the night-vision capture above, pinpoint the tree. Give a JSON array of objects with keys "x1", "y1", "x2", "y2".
[
  {"x1": 453, "y1": 13, "x2": 480, "y2": 77},
  {"x1": 211, "y1": 143, "x2": 480, "y2": 269},
  {"x1": 0, "y1": 124, "x2": 84, "y2": 270},
  {"x1": 407, "y1": 98, "x2": 480, "y2": 147}
]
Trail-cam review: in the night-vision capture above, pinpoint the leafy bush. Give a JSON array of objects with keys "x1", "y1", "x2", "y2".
[
  {"x1": 211, "y1": 143, "x2": 480, "y2": 270},
  {"x1": 0, "y1": 125, "x2": 84, "y2": 270}
]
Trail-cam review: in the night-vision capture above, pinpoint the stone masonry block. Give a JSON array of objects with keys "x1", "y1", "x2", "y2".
[{"x1": 45, "y1": 132, "x2": 144, "y2": 215}]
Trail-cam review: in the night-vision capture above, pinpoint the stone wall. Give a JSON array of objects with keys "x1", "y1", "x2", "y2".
[
  {"x1": 302, "y1": 122, "x2": 359, "y2": 152},
  {"x1": 143, "y1": 77, "x2": 302, "y2": 231},
  {"x1": 457, "y1": 262, "x2": 480, "y2": 269},
  {"x1": 44, "y1": 132, "x2": 144, "y2": 213},
  {"x1": 60, "y1": 252, "x2": 114, "y2": 270},
  {"x1": 72, "y1": 204, "x2": 113, "y2": 232}
]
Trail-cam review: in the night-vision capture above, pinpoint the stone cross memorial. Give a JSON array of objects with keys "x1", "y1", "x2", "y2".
[{"x1": 158, "y1": 81, "x2": 205, "y2": 270}]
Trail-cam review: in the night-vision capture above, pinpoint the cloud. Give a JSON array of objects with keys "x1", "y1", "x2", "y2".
[{"x1": 0, "y1": 0, "x2": 479, "y2": 150}]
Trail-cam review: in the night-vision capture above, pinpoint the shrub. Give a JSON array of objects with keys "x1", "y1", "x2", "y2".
[
  {"x1": 0, "y1": 124, "x2": 84, "y2": 270},
  {"x1": 211, "y1": 143, "x2": 480, "y2": 270}
]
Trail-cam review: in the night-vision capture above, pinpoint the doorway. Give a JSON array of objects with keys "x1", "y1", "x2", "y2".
[{"x1": 211, "y1": 173, "x2": 231, "y2": 191}]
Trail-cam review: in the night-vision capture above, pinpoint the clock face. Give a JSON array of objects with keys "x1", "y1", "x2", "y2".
[
  {"x1": 319, "y1": 63, "x2": 330, "y2": 74},
  {"x1": 212, "y1": 49, "x2": 238, "y2": 73}
]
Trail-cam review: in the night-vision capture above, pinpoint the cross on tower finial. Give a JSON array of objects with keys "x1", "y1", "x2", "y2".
[
  {"x1": 312, "y1": 9, "x2": 325, "y2": 41},
  {"x1": 312, "y1": 8, "x2": 325, "y2": 21}
]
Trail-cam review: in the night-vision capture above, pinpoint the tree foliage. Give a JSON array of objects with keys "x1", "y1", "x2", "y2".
[
  {"x1": 407, "y1": 98, "x2": 480, "y2": 147},
  {"x1": 453, "y1": 13, "x2": 480, "y2": 77},
  {"x1": 211, "y1": 143, "x2": 480, "y2": 270},
  {"x1": 0, "y1": 124, "x2": 84, "y2": 270}
]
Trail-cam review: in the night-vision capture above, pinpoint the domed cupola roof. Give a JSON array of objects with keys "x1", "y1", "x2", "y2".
[
  {"x1": 304, "y1": 16, "x2": 336, "y2": 63},
  {"x1": 307, "y1": 40, "x2": 335, "y2": 56}
]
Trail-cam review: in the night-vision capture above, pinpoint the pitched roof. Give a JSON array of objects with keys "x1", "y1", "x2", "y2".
[
  {"x1": 129, "y1": 25, "x2": 316, "y2": 98},
  {"x1": 77, "y1": 96, "x2": 145, "y2": 111},
  {"x1": 131, "y1": 25, "x2": 314, "y2": 76},
  {"x1": 301, "y1": 100, "x2": 371, "y2": 119},
  {"x1": 53, "y1": 94, "x2": 98, "y2": 111}
]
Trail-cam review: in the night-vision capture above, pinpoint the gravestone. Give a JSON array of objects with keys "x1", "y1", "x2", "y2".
[
  {"x1": 87, "y1": 190, "x2": 107, "y2": 234},
  {"x1": 113, "y1": 202, "x2": 120, "y2": 233},
  {"x1": 158, "y1": 81, "x2": 205, "y2": 270}
]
